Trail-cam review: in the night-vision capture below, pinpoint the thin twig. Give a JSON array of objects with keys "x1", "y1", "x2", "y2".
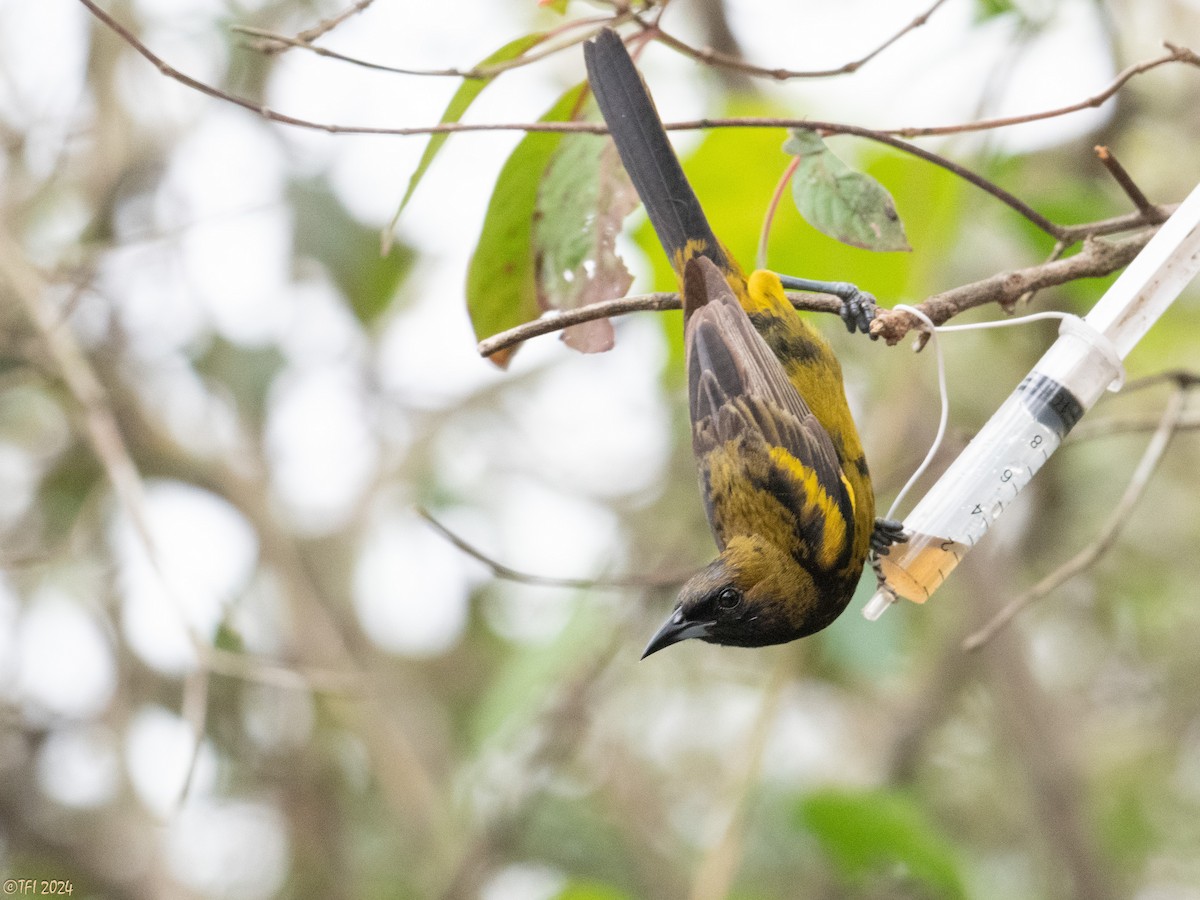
[
  {"x1": 176, "y1": 668, "x2": 210, "y2": 812},
  {"x1": 416, "y1": 507, "x2": 694, "y2": 589},
  {"x1": 235, "y1": 14, "x2": 624, "y2": 79},
  {"x1": 759, "y1": 156, "x2": 801, "y2": 269},
  {"x1": 891, "y1": 42, "x2": 1200, "y2": 139},
  {"x1": 641, "y1": 0, "x2": 950, "y2": 81},
  {"x1": 1094, "y1": 144, "x2": 1158, "y2": 216},
  {"x1": 1054, "y1": 206, "x2": 1176, "y2": 242},
  {"x1": 80, "y1": 0, "x2": 1189, "y2": 338},
  {"x1": 80, "y1": 0, "x2": 1197, "y2": 165},
  {"x1": 1122, "y1": 369, "x2": 1200, "y2": 391},
  {"x1": 1070, "y1": 412, "x2": 1200, "y2": 441},
  {"x1": 476, "y1": 291, "x2": 843, "y2": 359},
  {"x1": 267, "y1": 0, "x2": 378, "y2": 53},
  {"x1": 1069, "y1": 369, "x2": 1200, "y2": 440},
  {"x1": 962, "y1": 383, "x2": 1189, "y2": 651}
]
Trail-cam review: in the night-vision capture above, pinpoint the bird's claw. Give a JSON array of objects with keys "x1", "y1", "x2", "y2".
[
  {"x1": 836, "y1": 285, "x2": 879, "y2": 337},
  {"x1": 774, "y1": 274, "x2": 879, "y2": 338},
  {"x1": 870, "y1": 517, "x2": 909, "y2": 556}
]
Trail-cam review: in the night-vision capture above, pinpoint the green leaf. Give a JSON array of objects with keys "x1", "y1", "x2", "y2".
[
  {"x1": 784, "y1": 128, "x2": 911, "y2": 252},
  {"x1": 973, "y1": 0, "x2": 1017, "y2": 21},
  {"x1": 291, "y1": 179, "x2": 415, "y2": 326},
  {"x1": 386, "y1": 31, "x2": 550, "y2": 245},
  {"x1": 465, "y1": 81, "x2": 588, "y2": 368},
  {"x1": 539, "y1": 0, "x2": 570, "y2": 12},
  {"x1": 534, "y1": 133, "x2": 635, "y2": 353},
  {"x1": 213, "y1": 621, "x2": 245, "y2": 654},
  {"x1": 798, "y1": 788, "x2": 967, "y2": 899}
]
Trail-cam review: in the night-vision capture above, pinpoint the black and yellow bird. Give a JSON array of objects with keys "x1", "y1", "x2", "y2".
[{"x1": 582, "y1": 29, "x2": 904, "y2": 657}]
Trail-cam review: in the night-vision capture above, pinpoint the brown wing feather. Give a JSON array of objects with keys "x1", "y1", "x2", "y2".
[{"x1": 683, "y1": 258, "x2": 855, "y2": 564}]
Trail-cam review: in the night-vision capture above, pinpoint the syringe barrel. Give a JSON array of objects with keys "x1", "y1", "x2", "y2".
[{"x1": 879, "y1": 318, "x2": 1123, "y2": 603}]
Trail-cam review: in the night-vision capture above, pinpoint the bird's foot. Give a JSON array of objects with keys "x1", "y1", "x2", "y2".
[
  {"x1": 870, "y1": 517, "x2": 909, "y2": 556},
  {"x1": 776, "y1": 274, "x2": 879, "y2": 337}
]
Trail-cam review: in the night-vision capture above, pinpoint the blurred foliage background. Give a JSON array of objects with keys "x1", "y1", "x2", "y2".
[{"x1": 1, "y1": 0, "x2": 1199, "y2": 898}]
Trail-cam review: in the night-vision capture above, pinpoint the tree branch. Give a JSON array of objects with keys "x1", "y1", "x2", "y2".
[
  {"x1": 476, "y1": 229, "x2": 1159, "y2": 357},
  {"x1": 890, "y1": 42, "x2": 1200, "y2": 138},
  {"x1": 639, "y1": 0, "x2": 950, "y2": 81},
  {"x1": 869, "y1": 231, "x2": 1154, "y2": 345},
  {"x1": 475, "y1": 291, "x2": 843, "y2": 359},
  {"x1": 417, "y1": 506, "x2": 694, "y2": 589},
  {"x1": 234, "y1": 13, "x2": 626, "y2": 78},
  {"x1": 262, "y1": 0, "x2": 378, "y2": 54},
  {"x1": 78, "y1": 0, "x2": 1198, "y2": 153},
  {"x1": 1094, "y1": 144, "x2": 1158, "y2": 217}
]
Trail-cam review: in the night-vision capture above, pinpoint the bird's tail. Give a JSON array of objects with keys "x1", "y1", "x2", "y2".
[{"x1": 583, "y1": 29, "x2": 739, "y2": 282}]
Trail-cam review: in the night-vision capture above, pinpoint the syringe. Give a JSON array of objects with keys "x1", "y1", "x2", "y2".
[{"x1": 865, "y1": 180, "x2": 1200, "y2": 619}]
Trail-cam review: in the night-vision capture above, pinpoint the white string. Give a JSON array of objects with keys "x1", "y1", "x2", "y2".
[
  {"x1": 883, "y1": 307, "x2": 1076, "y2": 521},
  {"x1": 884, "y1": 305, "x2": 945, "y2": 520},
  {"x1": 931, "y1": 310, "x2": 1074, "y2": 332}
]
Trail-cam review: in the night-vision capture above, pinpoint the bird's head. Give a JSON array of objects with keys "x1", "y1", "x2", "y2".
[{"x1": 642, "y1": 536, "x2": 842, "y2": 657}]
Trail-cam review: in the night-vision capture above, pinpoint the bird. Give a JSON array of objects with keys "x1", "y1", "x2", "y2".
[{"x1": 582, "y1": 28, "x2": 905, "y2": 657}]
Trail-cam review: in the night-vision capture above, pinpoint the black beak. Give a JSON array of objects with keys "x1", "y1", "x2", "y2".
[{"x1": 641, "y1": 608, "x2": 713, "y2": 659}]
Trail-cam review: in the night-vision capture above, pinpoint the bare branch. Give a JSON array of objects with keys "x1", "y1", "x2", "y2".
[
  {"x1": 234, "y1": 13, "x2": 626, "y2": 79},
  {"x1": 891, "y1": 42, "x2": 1200, "y2": 139},
  {"x1": 417, "y1": 507, "x2": 693, "y2": 589},
  {"x1": 963, "y1": 382, "x2": 1190, "y2": 651},
  {"x1": 870, "y1": 231, "x2": 1153, "y2": 345},
  {"x1": 267, "y1": 0, "x2": 377, "y2": 53},
  {"x1": 640, "y1": 0, "x2": 950, "y2": 81},
  {"x1": 77, "y1": 0, "x2": 1191, "y2": 342},
  {"x1": 78, "y1": 0, "x2": 1198, "y2": 169},
  {"x1": 476, "y1": 291, "x2": 844, "y2": 359},
  {"x1": 1094, "y1": 144, "x2": 1159, "y2": 217},
  {"x1": 1070, "y1": 412, "x2": 1200, "y2": 441}
]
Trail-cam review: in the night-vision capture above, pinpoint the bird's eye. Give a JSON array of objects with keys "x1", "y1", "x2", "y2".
[{"x1": 716, "y1": 587, "x2": 742, "y2": 610}]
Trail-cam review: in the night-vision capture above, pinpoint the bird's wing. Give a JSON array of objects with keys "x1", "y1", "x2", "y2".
[{"x1": 684, "y1": 258, "x2": 856, "y2": 571}]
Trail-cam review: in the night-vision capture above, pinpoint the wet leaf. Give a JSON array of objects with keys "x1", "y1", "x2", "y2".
[
  {"x1": 534, "y1": 134, "x2": 635, "y2": 353},
  {"x1": 465, "y1": 82, "x2": 588, "y2": 368},
  {"x1": 784, "y1": 128, "x2": 910, "y2": 252}
]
